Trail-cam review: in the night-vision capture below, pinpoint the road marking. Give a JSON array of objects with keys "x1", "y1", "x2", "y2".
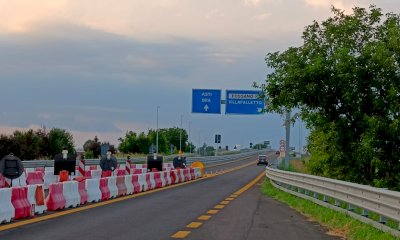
[
  {"x1": 171, "y1": 231, "x2": 191, "y2": 238},
  {"x1": 234, "y1": 171, "x2": 265, "y2": 196},
  {"x1": 207, "y1": 210, "x2": 219, "y2": 214},
  {"x1": 225, "y1": 197, "x2": 235, "y2": 201},
  {"x1": 198, "y1": 215, "x2": 211, "y2": 221},
  {"x1": 174, "y1": 171, "x2": 267, "y2": 238},
  {"x1": 187, "y1": 222, "x2": 203, "y2": 228}
]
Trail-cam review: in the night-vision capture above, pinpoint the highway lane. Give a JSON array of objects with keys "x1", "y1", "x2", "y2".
[{"x1": 0, "y1": 153, "x2": 337, "y2": 240}]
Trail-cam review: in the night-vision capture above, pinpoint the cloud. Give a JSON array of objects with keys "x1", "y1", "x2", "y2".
[
  {"x1": 244, "y1": 0, "x2": 261, "y2": 6},
  {"x1": 252, "y1": 13, "x2": 271, "y2": 21}
]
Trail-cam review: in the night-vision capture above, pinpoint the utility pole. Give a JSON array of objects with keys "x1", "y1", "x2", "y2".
[
  {"x1": 189, "y1": 121, "x2": 192, "y2": 153},
  {"x1": 156, "y1": 106, "x2": 160, "y2": 155},
  {"x1": 179, "y1": 114, "x2": 183, "y2": 153}
]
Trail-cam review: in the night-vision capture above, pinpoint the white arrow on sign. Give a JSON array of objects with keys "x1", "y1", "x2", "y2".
[{"x1": 204, "y1": 104, "x2": 209, "y2": 112}]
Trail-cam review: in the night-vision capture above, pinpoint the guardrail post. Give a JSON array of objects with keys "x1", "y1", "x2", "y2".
[
  {"x1": 323, "y1": 195, "x2": 329, "y2": 202},
  {"x1": 347, "y1": 204, "x2": 355, "y2": 212},
  {"x1": 335, "y1": 199, "x2": 340, "y2": 207},
  {"x1": 313, "y1": 192, "x2": 318, "y2": 199},
  {"x1": 361, "y1": 209, "x2": 369, "y2": 217},
  {"x1": 379, "y1": 216, "x2": 387, "y2": 225},
  {"x1": 305, "y1": 190, "x2": 310, "y2": 196}
]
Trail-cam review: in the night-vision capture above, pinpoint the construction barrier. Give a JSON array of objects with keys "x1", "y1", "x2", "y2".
[
  {"x1": 86, "y1": 179, "x2": 101, "y2": 203},
  {"x1": 90, "y1": 165, "x2": 98, "y2": 171},
  {"x1": 124, "y1": 175, "x2": 134, "y2": 195},
  {"x1": 132, "y1": 175, "x2": 141, "y2": 193},
  {"x1": 153, "y1": 172, "x2": 162, "y2": 189},
  {"x1": 178, "y1": 169, "x2": 185, "y2": 183},
  {"x1": 170, "y1": 170, "x2": 177, "y2": 184},
  {"x1": 115, "y1": 169, "x2": 125, "y2": 176},
  {"x1": 46, "y1": 183, "x2": 66, "y2": 211},
  {"x1": 0, "y1": 188, "x2": 14, "y2": 223},
  {"x1": 133, "y1": 168, "x2": 145, "y2": 174},
  {"x1": 189, "y1": 168, "x2": 196, "y2": 180},
  {"x1": 27, "y1": 184, "x2": 46, "y2": 214},
  {"x1": 146, "y1": 173, "x2": 155, "y2": 190},
  {"x1": 163, "y1": 171, "x2": 172, "y2": 186},
  {"x1": 43, "y1": 171, "x2": 57, "y2": 190},
  {"x1": 99, "y1": 178, "x2": 110, "y2": 201},
  {"x1": 137, "y1": 174, "x2": 148, "y2": 192},
  {"x1": 77, "y1": 180, "x2": 88, "y2": 205},
  {"x1": 26, "y1": 171, "x2": 44, "y2": 185},
  {"x1": 10, "y1": 173, "x2": 27, "y2": 187},
  {"x1": 101, "y1": 171, "x2": 112, "y2": 178},
  {"x1": 11, "y1": 187, "x2": 31, "y2": 220},
  {"x1": 108, "y1": 176, "x2": 118, "y2": 198},
  {"x1": 116, "y1": 176, "x2": 127, "y2": 196},
  {"x1": 63, "y1": 181, "x2": 80, "y2": 208},
  {"x1": 183, "y1": 169, "x2": 191, "y2": 181}
]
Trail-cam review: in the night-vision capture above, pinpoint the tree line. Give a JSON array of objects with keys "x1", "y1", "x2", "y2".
[
  {"x1": 0, "y1": 126, "x2": 195, "y2": 160},
  {"x1": 257, "y1": 5, "x2": 400, "y2": 190},
  {"x1": 0, "y1": 127, "x2": 74, "y2": 160}
]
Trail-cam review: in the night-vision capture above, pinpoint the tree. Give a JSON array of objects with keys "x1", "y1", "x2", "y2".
[
  {"x1": 257, "y1": 5, "x2": 400, "y2": 189},
  {"x1": 47, "y1": 128, "x2": 75, "y2": 158}
]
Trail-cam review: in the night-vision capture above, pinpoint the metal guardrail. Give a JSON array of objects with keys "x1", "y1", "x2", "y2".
[
  {"x1": 21, "y1": 150, "x2": 267, "y2": 169},
  {"x1": 266, "y1": 167, "x2": 400, "y2": 237}
]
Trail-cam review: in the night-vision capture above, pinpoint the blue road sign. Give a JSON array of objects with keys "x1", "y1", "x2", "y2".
[
  {"x1": 225, "y1": 90, "x2": 265, "y2": 114},
  {"x1": 192, "y1": 89, "x2": 221, "y2": 114}
]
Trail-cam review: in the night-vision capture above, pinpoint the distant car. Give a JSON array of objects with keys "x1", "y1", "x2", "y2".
[{"x1": 257, "y1": 155, "x2": 268, "y2": 166}]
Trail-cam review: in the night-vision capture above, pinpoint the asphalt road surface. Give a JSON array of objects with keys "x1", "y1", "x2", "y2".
[{"x1": 0, "y1": 153, "x2": 340, "y2": 240}]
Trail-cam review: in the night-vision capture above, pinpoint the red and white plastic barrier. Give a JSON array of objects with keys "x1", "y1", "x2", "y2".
[
  {"x1": 99, "y1": 178, "x2": 110, "y2": 201},
  {"x1": 63, "y1": 181, "x2": 80, "y2": 208},
  {"x1": 91, "y1": 170, "x2": 102, "y2": 179},
  {"x1": 27, "y1": 184, "x2": 46, "y2": 214},
  {"x1": 86, "y1": 178, "x2": 101, "y2": 203},
  {"x1": 0, "y1": 188, "x2": 14, "y2": 223},
  {"x1": 11, "y1": 187, "x2": 31, "y2": 219},
  {"x1": 183, "y1": 169, "x2": 191, "y2": 182},
  {"x1": 116, "y1": 176, "x2": 127, "y2": 196},
  {"x1": 77, "y1": 180, "x2": 88, "y2": 205},
  {"x1": 137, "y1": 174, "x2": 148, "y2": 192},
  {"x1": 146, "y1": 173, "x2": 156, "y2": 190},
  {"x1": 131, "y1": 175, "x2": 141, "y2": 193},
  {"x1": 26, "y1": 171, "x2": 44, "y2": 185},
  {"x1": 44, "y1": 171, "x2": 57, "y2": 190},
  {"x1": 46, "y1": 183, "x2": 66, "y2": 211},
  {"x1": 153, "y1": 172, "x2": 162, "y2": 189},
  {"x1": 108, "y1": 176, "x2": 118, "y2": 198},
  {"x1": 124, "y1": 175, "x2": 134, "y2": 195}
]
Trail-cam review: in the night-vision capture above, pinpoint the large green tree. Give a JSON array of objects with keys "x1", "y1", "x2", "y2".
[{"x1": 257, "y1": 6, "x2": 400, "y2": 189}]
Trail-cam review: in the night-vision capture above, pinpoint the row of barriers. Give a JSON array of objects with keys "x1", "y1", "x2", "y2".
[
  {"x1": 0, "y1": 168, "x2": 202, "y2": 224},
  {"x1": 0, "y1": 163, "x2": 174, "y2": 189}
]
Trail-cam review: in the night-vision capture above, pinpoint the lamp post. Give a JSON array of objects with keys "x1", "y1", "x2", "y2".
[
  {"x1": 189, "y1": 121, "x2": 192, "y2": 153},
  {"x1": 156, "y1": 106, "x2": 160, "y2": 155},
  {"x1": 179, "y1": 114, "x2": 183, "y2": 153}
]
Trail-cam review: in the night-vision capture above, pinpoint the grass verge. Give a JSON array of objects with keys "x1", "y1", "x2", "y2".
[{"x1": 262, "y1": 179, "x2": 400, "y2": 240}]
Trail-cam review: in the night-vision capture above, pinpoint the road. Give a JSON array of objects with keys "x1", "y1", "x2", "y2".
[{"x1": 0, "y1": 153, "x2": 339, "y2": 240}]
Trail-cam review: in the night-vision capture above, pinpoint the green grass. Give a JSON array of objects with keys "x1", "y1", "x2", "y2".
[{"x1": 262, "y1": 179, "x2": 400, "y2": 240}]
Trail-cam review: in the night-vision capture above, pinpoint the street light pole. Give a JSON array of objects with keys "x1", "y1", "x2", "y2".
[
  {"x1": 179, "y1": 114, "x2": 183, "y2": 153},
  {"x1": 285, "y1": 110, "x2": 291, "y2": 169},
  {"x1": 156, "y1": 106, "x2": 160, "y2": 155},
  {"x1": 189, "y1": 121, "x2": 192, "y2": 153}
]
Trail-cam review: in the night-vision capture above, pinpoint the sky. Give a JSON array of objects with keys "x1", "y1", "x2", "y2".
[{"x1": 0, "y1": 0, "x2": 399, "y2": 151}]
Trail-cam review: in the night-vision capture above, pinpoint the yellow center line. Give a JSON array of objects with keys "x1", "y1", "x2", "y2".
[
  {"x1": 171, "y1": 231, "x2": 191, "y2": 238},
  {"x1": 186, "y1": 222, "x2": 203, "y2": 228},
  {"x1": 214, "y1": 205, "x2": 225, "y2": 209},
  {"x1": 198, "y1": 215, "x2": 211, "y2": 221},
  {"x1": 220, "y1": 201, "x2": 230, "y2": 205},
  {"x1": 225, "y1": 197, "x2": 234, "y2": 201},
  {"x1": 207, "y1": 210, "x2": 219, "y2": 214}
]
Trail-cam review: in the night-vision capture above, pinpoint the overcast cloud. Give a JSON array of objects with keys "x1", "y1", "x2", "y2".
[{"x1": 0, "y1": 0, "x2": 398, "y2": 150}]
